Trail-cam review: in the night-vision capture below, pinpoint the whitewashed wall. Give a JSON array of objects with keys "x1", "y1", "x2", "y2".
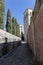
[{"x1": 0, "y1": 29, "x2": 21, "y2": 43}]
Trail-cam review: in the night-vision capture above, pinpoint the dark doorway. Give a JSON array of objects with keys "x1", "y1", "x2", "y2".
[{"x1": 21, "y1": 32, "x2": 24, "y2": 41}]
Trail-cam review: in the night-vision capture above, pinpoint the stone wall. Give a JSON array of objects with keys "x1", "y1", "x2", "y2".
[
  {"x1": 34, "y1": 4, "x2": 43, "y2": 62},
  {"x1": 27, "y1": 23, "x2": 34, "y2": 51},
  {"x1": 0, "y1": 41, "x2": 21, "y2": 58},
  {"x1": 27, "y1": 2, "x2": 43, "y2": 62}
]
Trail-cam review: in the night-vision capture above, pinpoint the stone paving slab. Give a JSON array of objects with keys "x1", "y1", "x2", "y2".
[{"x1": 0, "y1": 43, "x2": 40, "y2": 65}]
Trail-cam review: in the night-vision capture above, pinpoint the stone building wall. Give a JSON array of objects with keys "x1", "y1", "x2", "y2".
[
  {"x1": 27, "y1": 0, "x2": 43, "y2": 62},
  {"x1": 34, "y1": 4, "x2": 43, "y2": 62},
  {"x1": 27, "y1": 23, "x2": 34, "y2": 51}
]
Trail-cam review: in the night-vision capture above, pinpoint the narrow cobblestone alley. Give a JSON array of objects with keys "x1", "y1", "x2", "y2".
[{"x1": 0, "y1": 43, "x2": 39, "y2": 65}]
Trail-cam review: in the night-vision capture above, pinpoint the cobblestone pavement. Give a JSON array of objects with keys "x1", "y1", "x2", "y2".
[{"x1": 0, "y1": 43, "x2": 40, "y2": 65}]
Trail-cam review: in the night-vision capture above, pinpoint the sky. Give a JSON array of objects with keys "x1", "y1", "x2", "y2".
[{"x1": 5, "y1": 0, "x2": 36, "y2": 25}]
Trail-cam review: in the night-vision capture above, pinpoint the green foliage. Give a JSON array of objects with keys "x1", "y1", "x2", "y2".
[
  {"x1": 12, "y1": 17, "x2": 20, "y2": 37},
  {"x1": 6, "y1": 9, "x2": 12, "y2": 33},
  {"x1": 0, "y1": 0, "x2": 5, "y2": 29},
  {"x1": 12, "y1": 17, "x2": 16, "y2": 35},
  {"x1": 6, "y1": 10, "x2": 20, "y2": 36}
]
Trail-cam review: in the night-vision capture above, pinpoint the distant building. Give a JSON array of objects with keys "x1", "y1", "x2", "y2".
[
  {"x1": 19, "y1": 25, "x2": 24, "y2": 37},
  {"x1": 24, "y1": 8, "x2": 32, "y2": 41}
]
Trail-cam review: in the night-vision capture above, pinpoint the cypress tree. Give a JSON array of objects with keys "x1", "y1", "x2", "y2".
[
  {"x1": 12, "y1": 17, "x2": 20, "y2": 36},
  {"x1": 12, "y1": 17, "x2": 15, "y2": 35},
  {"x1": 14, "y1": 19, "x2": 20, "y2": 36},
  {"x1": 6, "y1": 9, "x2": 12, "y2": 33},
  {"x1": 0, "y1": 0, "x2": 5, "y2": 29}
]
